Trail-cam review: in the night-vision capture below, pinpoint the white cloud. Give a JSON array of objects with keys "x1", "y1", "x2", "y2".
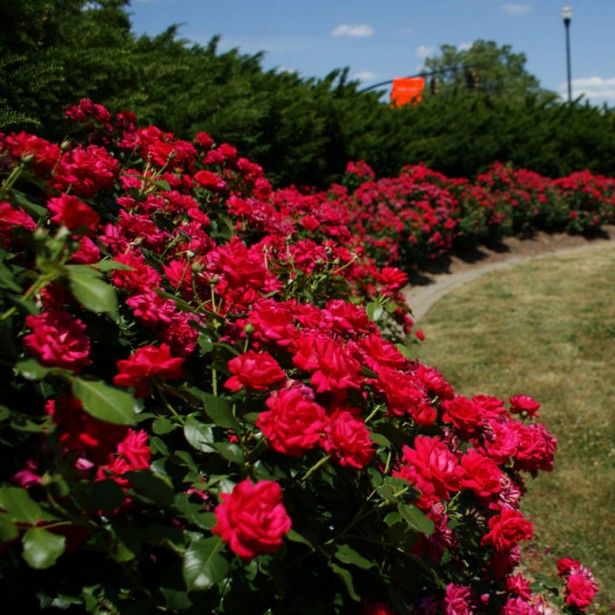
[
  {"x1": 501, "y1": 3, "x2": 532, "y2": 16},
  {"x1": 275, "y1": 65, "x2": 297, "y2": 75},
  {"x1": 354, "y1": 70, "x2": 377, "y2": 82},
  {"x1": 561, "y1": 76, "x2": 615, "y2": 103},
  {"x1": 415, "y1": 45, "x2": 435, "y2": 60},
  {"x1": 458, "y1": 41, "x2": 473, "y2": 51},
  {"x1": 332, "y1": 24, "x2": 374, "y2": 38}
]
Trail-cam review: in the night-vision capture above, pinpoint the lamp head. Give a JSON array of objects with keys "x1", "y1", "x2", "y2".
[{"x1": 562, "y1": 5, "x2": 572, "y2": 22}]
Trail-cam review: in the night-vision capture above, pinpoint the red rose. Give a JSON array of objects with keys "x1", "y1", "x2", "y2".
[
  {"x1": 194, "y1": 131, "x2": 214, "y2": 150},
  {"x1": 414, "y1": 364, "x2": 455, "y2": 400},
  {"x1": 110, "y1": 251, "x2": 162, "y2": 292},
  {"x1": 460, "y1": 449, "x2": 502, "y2": 498},
  {"x1": 292, "y1": 334, "x2": 361, "y2": 394},
  {"x1": 442, "y1": 395, "x2": 483, "y2": 436},
  {"x1": 224, "y1": 350, "x2": 286, "y2": 392},
  {"x1": 393, "y1": 436, "x2": 462, "y2": 509},
  {"x1": 114, "y1": 343, "x2": 185, "y2": 397},
  {"x1": 513, "y1": 423, "x2": 557, "y2": 473},
  {"x1": 565, "y1": 571, "x2": 598, "y2": 609},
  {"x1": 509, "y1": 394, "x2": 541, "y2": 417},
  {"x1": 244, "y1": 299, "x2": 297, "y2": 347},
  {"x1": 52, "y1": 145, "x2": 119, "y2": 197},
  {"x1": 96, "y1": 429, "x2": 151, "y2": 488},
  {"x1": 23, "y1": 310, "x2": 91, "y2": 371},
  {"x1": 443, "y1": 583, "x2": 473, "y2": 615},
  {"x1": 361, "y1": 601, "x2": 396, "y2": 615},
  {"x1": 359, "y1": 333, "x2": 406, "y2": 371},
  {"x1": 256, "y1": 386, "x2": 326, "y2": 456},
  {"x1": 69, "y1": 236, "x2": 101, "y2": 264},
  {"x1": 556, "y1": 557, "x2": 581, "y2": 577},
  {"x1": 379, "y1": 266, "x2": 408, "y2": 290},
  {"x1": 46, "y1": 394, "x2": 128, "y2": 464},
  {"x1": 212, "y1": 479, "x2": 291, "y2": 560},
  {"x1": 501, "y1": 597, "x2": 537, "y2": 615},
  {"x1": 116, "y1": 429, "x2": 151, "y2": 469},
  {"x1": 322, "y1": 410, "x2": 374, "y2": 469},
  {"x1": 505, "y1": 573, "x2": 533, "y2": 600},
  {"x1": 47, "y1": 194, "x2": 100, "y2": 232},
  {"x1": 5, "y1": 131, "x2": 60, "y2": 172},
  {"x1": 375, "y1": 365, "x2": 430, "y2": 419},
  {"x1": 194, "y1": 170, "x2": 227, "y2": 191},
  {"x1": 0, "y1": 201, "x2": 36, "y2": 237},
  {"x1": 482, "y1": 509, "x2": 533, "y2": 551},
  {"x1": 482, "y1": 419, "x2": 519, "y2": 465}
]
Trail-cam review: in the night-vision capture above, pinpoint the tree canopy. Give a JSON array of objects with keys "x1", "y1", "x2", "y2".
[
  {"x1": 1, "y1": 3, "x2": 614, "y2": 185},
  {"x1": 423, "y1": 40, "x2": 554, "y2": 102}
]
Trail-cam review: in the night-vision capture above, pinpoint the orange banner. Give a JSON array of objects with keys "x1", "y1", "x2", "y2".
[{"x1": 390, "y1": 77, "x2": 425, "y2": 106}]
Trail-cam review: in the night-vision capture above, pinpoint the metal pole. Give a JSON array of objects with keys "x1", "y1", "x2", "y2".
[{"x1": 562, "y1": 6, "x2": 572, "y2": 102}]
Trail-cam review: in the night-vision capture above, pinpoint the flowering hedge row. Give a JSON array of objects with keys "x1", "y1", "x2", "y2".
[
  {"x1": 314, "y1": 159, "x2": 614, "y2": 269},
  {"x1": 0, "y1": 100, "x2": 602, "y2": 613}
]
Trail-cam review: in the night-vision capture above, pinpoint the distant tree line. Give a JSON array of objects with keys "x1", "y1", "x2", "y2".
[{"x1": 2, "y1": 0, "x2": 614, "y2": 186}]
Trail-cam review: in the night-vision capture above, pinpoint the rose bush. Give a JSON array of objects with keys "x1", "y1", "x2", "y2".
[{"x1": 0, "y1": 99, "x2": 603, "y2": 613}]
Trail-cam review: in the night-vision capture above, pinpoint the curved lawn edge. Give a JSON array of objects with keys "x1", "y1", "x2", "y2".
[{"x1": 404, "y1": 232, "x2": 614, "y2": 322}]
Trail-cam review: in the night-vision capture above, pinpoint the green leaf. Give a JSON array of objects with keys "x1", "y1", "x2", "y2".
[
  {"x1": 0, "y1": 513, "x2": 18, "y2": 541},
  {"x1": 395, "y1": 343, "x2": 414, "y2": 359},
  {"x1": 197, "y1": 335, "x2": 214, "y2": 355},
  {"x1": 370, "y1": 432, "x2": 392, "y2": 448},
  {"x1": 0, "y1": 261, "x2": 21, "y2": 292},
  {"x1": 182, "y1": 537, "x2": 228, "y2": 591},
  {"x1": 22, "y1": 527, "x2": 65, "y2": 569},
  {"x1": 94, "y1": 259, "x2": 133, "y2": 272},
  {"x1": 367, "y1": 467, "x2": 383, "y2": 488},
  {"x1": 183, "y1": 416, "x2": 215, "y2": 452},
  {"x1": 125, "y1": 471, "x2": 174, "y2": 506},
  {"x1": 334, "y1": 544, "x2": 375, "y2": 570},
  {"x1": 90, "y1": 480, "x2": 124, "y2": 512},
  {"x1": 0, "y1": 405, "x2": 9, "y2": 422},
  {"x1": 286, "y1": 529, "x2": 314, "y2": 550},
  {"x1": 150, "y1": 436, "x2": 170, "y2": 456},
  {"x1": 383, "y1": 477, "x2": 411, "y2": 491},
  {"x1": 0, "y1": 486, "x2": 46, "y2": 524},
  {"x1": 11, "y1": 190, "x2": 47, "y2": 217},
  {"x1": 366, "y1": 301, "x2": 383, "y2": 322},
  {"x1": 71, "y1": 377, "x2": 139, "y2": 425},
  {"x1": 376, "y1": 485, "x2": 398, "y2": 505},
  {"x1": 142, "y1": 522, "x2": 184, "y2": 547},
  {"x1": 193, "y1": 512, "x2": 217, "y2": 530},
  {"x1": 109, "y1": 520, "x2": 143, "y2": 562},
  {"x1": 398, "y1": 504, "x2": 434, "y2": 536},
  {"x1": 67, "y1": 265, "x2": 118, "y2": 320},
  {"x1": 161, "y1": 588, "x2": 192, "y2": 610},
  {"x1": 14, "y1": 358, "x2": 53, "y2": 381},
  {"x1": 187, "y1": 387, "x2": 237, "y2": 430},
  {"x1": 329, "y1": 562, "x2": 360, "y2": 602},
  {"x1": 153, "y1": 418, "x2": 177, "y2": 435},
  {"x1": 211, "y1": 442, "x2": 244, "y2": 464},
  {"x1": 154, "y1": 180, "x2": 172, "y2": 191},
  {"x1": 384, "y1": 511, "x2": 402, "y2": 527}
]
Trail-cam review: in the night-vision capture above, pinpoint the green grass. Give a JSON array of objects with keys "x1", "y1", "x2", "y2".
[{"x1": 417, "y1": 243, "x2": 615, "y2": 609}]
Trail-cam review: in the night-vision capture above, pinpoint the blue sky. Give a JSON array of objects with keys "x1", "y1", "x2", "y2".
[{"x1": 129, "y1": 1, "x2": 615, "y2": 106}]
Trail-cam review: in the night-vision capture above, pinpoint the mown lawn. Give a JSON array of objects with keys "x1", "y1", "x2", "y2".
[{"x1": 416, "y1": 242, "x2": 615, "y2": 610}]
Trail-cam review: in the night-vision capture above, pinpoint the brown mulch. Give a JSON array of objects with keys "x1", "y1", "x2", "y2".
[{"x1": 409, "y1": 225, "x2": 615, "y2": 284}]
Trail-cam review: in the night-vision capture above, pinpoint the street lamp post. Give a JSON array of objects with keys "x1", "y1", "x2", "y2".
[{"x1": 562, "y1": 4, "x2": 572, "y2": 102}]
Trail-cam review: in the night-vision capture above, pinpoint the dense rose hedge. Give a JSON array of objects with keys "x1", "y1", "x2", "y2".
[{"x1": 0, "y1": 99, "x2": 603, "y2": 613}]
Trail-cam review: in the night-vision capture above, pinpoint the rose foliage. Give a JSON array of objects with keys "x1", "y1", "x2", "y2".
[{"x1": 0, "y1": 100, "x2": 604, "y2": 613}]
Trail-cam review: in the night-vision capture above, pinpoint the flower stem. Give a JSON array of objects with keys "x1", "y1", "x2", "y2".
[{"x1": 300, "y1": 454, "x2": 331, "y2": 484}]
